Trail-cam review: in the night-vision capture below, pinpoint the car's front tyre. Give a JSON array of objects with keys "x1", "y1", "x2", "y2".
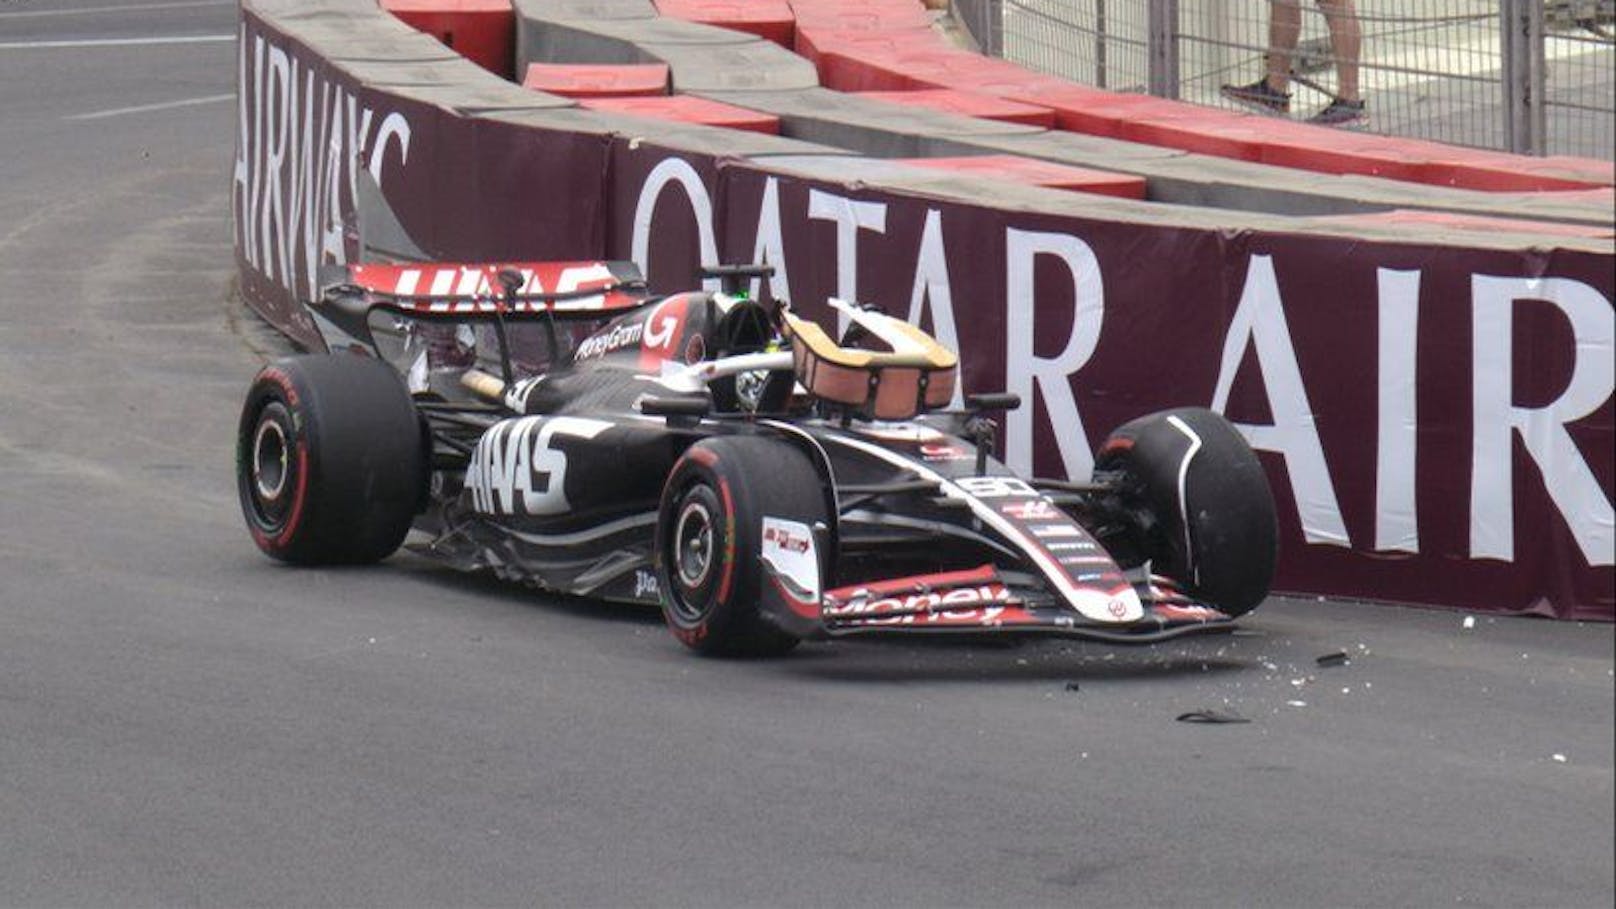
[
  {"x1": 1095, "y1": 407, "x2": 1277, "y2": 617},
  {"x1": 655, "y1": 435, "x2": 828, "y2": 657}
]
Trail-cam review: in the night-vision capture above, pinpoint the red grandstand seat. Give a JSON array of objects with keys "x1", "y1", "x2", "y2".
[
  {"x1": 896, "y1": 155, "x2": 1147, "y2": 198},
  {"x1": 654, "y1": 0, "x2": 795, "y2": 46},
  {"x1": 787, "y1": 0, "x2": 935, "y2": 32},
  {"x1": 520, "y1": 62, "x2": 670, "y2": 98},
  {"x1": 1416, "y1": 147, "x2": 1613, "y2": 192},
  {"x1": 1258, "y1": 128, "x2": 1426, "y2": 182},
  {"x1": 579, "y1": 95, "x2": 781, "y2": 134},
  {"x1": 381, "y1": 0, "x2": 515, "y2": 78},
  {"x1": 855, "y1": 88, "x2": 1056, "y2": 128},
  {"x1": 1315, "y1": 209, "x2": 1615, "y2": 239}
]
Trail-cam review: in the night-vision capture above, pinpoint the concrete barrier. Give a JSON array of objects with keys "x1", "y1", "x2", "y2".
[{"x1": 233, "y1": 0, "x2": 1614, "y2": 618}]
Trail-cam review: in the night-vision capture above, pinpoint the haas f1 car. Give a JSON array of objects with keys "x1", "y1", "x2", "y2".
[{"x1": 237, "y1": 260, "x2": 1277, "y2": 656}]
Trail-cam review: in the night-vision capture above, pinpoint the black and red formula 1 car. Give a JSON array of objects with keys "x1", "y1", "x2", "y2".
[{"x1": 236, "y1": 260, "x2": 1277, "y2": 656}]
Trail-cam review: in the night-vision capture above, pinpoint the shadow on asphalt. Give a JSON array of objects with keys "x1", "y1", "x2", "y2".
[
  {"x1": 272, "y1": 551, "x2": 1261, "y2": 681},
  {"x1": 382, "y1": 554, "x2": 668, "y2": 627},
  {"x1": 775, "y1": 635, "x2": 1253, "y2": 684}
]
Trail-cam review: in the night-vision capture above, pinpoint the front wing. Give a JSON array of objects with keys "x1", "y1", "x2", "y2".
[{"x1": 813, "y1": 564, "x2": 1237, "y2": 644}]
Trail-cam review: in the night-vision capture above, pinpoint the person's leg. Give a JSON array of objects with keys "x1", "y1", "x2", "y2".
[
  {"x1": 1317, "y1": 0, "x2": 1362, "y2": 101},
  {"x1": 1222, "y1": 0, "x2": 1299, "y2": 111},
  {"x1": 1266, "y1": 0, "x2": 1303, "y2": 92}
]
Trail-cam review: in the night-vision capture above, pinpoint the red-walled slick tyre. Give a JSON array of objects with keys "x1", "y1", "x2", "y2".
[
  {"x1": 656, "y1": 436, "x2": 828, "y2": 657},
  {"x1": 236, "y1": 354, "x2": 426, "y2": 565}
]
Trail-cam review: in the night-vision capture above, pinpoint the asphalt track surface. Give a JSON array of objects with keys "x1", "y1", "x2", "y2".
[{"x1": 0, "y1": 3, "x2": 1612, "y2": 907}]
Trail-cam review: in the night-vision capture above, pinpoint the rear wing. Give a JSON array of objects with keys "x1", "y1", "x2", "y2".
[
  {"x1": 319, "y1": 260, "x2": 651, "y2": 317},
  {"x1": 307, "y1": 261, "x2": 655, "y2": 383}
]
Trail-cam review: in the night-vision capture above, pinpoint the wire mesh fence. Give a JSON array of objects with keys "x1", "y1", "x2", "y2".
[
  {"x1": 1545, "y1": 5, "x2": 1616, "y2": 158},
  {"x1": 1002, "y1": 0, "x2": 1152, "y2": 91},
  {"x1": 982, "y1": 0, "x2": 1614, "y2": 159}
]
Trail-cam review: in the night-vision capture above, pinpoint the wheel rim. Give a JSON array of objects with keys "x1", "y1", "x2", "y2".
[
  {"x1": 244, "y1": 401, "x2": 295, "y2": 531},
  {"x1": 253, "y1": 415, "x2": 289, "y2": 502},
  {"x1": 674, "y1": 499, "x2": 714, "y2": 590}
]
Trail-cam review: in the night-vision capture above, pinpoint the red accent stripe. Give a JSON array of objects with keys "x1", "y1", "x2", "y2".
[
  {"x1": 716, "y1": 477, "x2": 736, "y2": 605},
  {"x1": 837, "y1": 604, "x2": 1040, "y2": 629},
  {"x1": 824, "y1": 563, "x2": 998, "y2": 601},
  {"x1": 278, "y1": 442, "x2": 310, "y2": 545}
]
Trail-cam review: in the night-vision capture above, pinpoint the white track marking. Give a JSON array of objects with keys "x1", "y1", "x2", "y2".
[
  {"x1": 0, "y1": 35, "x2": 234, "y2": 50},
  {"x1": 0, "y1": 1, "x2": 230, "y2": 18},
  {"x1": 64, "y1": 92, "x2": 234, "y2": 121}
]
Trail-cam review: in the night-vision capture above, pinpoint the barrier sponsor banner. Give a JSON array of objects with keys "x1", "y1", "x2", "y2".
[
  {"x1": 234, "y1": 9, "x2": 1614, "y2": 618},
  {"x1": 624, "y1": 151, "x2": 1615, "y2": 618}
]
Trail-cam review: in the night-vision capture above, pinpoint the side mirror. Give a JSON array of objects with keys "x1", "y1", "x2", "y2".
[
  {"x1": 966, "y1": 392, "x2": 1022, "y2": 412},
  {"x1": 700, "y1": 263, "x2": 775, "y2": 296},
  {"x1": 640, "y1": 395, "x2": 711, "y2": 426}
]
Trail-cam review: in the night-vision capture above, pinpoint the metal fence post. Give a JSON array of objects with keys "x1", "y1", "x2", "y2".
[
  {"x1": 1095, "y1": 0, "x2": 1108, "y2": 89},
  {"x1": 986, "y1": 0, "x2": 1004, "y2": 58},
  {"x1": 1528, "y1": 0, "x2": 1546, "y2": 154},
  {"x1": 1148, "y1": 0, "x2": 1181, "y2": 99},
  {"x1": 948, "y1": 0, "x2": 998, "y2": 57},
  {"x1": 1501, "y1": 0, "x2": 1547, "y2": 155}
]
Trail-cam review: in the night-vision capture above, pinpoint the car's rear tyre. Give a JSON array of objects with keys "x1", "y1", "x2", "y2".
[
  {"x1": 1094, "y1": 407, "x2": 1277, "y2": 617},
  {"x1": 656, "y1": 436, "x2": 828, "y2": 657},
  {"x1": 237, "y1": 354, "x2": 426, "y2": 565}
]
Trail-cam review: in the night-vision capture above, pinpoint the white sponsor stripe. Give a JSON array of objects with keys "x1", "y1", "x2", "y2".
[
  {"x1": 1030, "y1": 524, "x2": 1082, "y2": 538},
  {"x1": 63, "y1": 92, "x2": 234, "y2": 121},
  {"x1": 0, "y1": 1, "x2": 232, "y2": 19},
  {"x1": 1165, "y1": 415, "x2": 1204, "y2": 587},
  {"x1": 394, "y1": 269, "x2": 421, "y2": 296},
  {"x1": 815, "y1": 431, "x2": 1141, "y2": 624},
  {"x1": 1, "y1": 34, "x2": 235, "y2": 49},
  {"x1": 505, "y1": 513, "x2": 657, "y2": 547},
  {"x1": 428, "y1": 269, "x2": 456, "y2": 297},
  {"x1": 455, "y1": 268, "x2": 485, "y2": 297},
  {"x1": 840, "y1": 509, "x2": 1014, "y2": 556}
]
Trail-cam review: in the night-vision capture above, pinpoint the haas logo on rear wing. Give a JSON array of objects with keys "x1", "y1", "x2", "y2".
[{"x1": 339, "y1": 261, "x2": 649, "y2": 315}]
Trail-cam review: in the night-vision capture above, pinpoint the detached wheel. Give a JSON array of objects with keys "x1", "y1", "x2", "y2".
[
  {"x1": 237, "y1": 354, "x2": 426, "y2": 564},
  {"x1": 656, "y1": 436, "x2": 828, "y2": 657},
  {"x1": 1095, "y1": 407, "x2": 1277, "y2": 616}
]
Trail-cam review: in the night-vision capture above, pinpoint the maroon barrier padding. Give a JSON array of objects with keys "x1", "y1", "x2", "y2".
[
  {"x1": 381, "y1": 0, "x2": 514, "y2": 79},
  {"x1": 581, "y1": 95, "x2": 781, "y2": 134},
  {"x1": 609, "y1": 146, "x2": 1613, "y2": 619},
  {"x1": 521, "y1": 62, "x2": 669, "y2": 97},
  {"x1": 894, "y1": 155, "x2": 1147, "y2": 199},
  {"x1": 236, "y1": 8, "x2": 1615, "y2": 619},
  {"x1": 854, "y1": 88, "x2": 1056, "y2": 128},
  {"x1": 654, "y1": 0, "x2": 795, "y2": 46}
]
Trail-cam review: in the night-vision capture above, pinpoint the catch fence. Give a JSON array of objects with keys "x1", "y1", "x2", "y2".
[{"x1": 952, "y1": 0, "x2": 1615, "y2": 158}]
